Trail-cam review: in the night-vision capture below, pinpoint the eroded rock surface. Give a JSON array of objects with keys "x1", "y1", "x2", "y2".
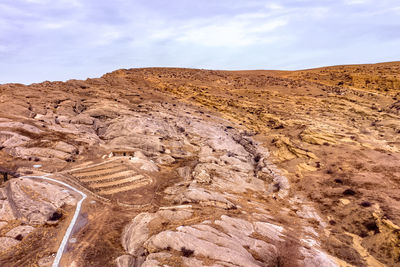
[
  {"x1": 0, "y1": 178, "x2": 76, "y2": 252},
  {"x1": 1, "y1": 63, "x2": 399, "y2": 266},
  {"x1": 113, "y1": 106, "x2": 337, "y2": 267}
]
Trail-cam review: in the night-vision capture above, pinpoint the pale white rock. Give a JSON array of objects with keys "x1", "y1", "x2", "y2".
[
  {"x1": 180, "y1": 188, "x2": 236, "y2": 209},
  {"x1": 211, "y1": 171, "x2": 265, "y2": 194},
  {"x1": 9, "y1": 147, "x2": 71, "y2": 161},
  {"x1": 302, "y1": 238, "x2": 319, "y2": 247},
  {"x1": 261, "y1": 165, "x2": 290, "y2": 198},
  {"x1": 130, "y1": 157, "x2": 159, "y2": 172},
  {"x1": 296, "y1": 205, "x2": 327, "y2": 227},
  {"x1": 144, "y1": 228, "x2": 262, "y2": 267},
  {"x1": 159, "y1": 204, "x2": 192, "y2": 210},
  {"x1": 198, "y1": 146, "x2": 220, "y2": 164},
  {"x1": 213, "y1": 262, "x2": 243, "y2": 267},
  {"x1": 134, "y1": 150, "x2": 147, "y2": 159},
  {"x1": 54, "y1": 141, "x2": 77, "y2": 154},
  {"x1": 192, "y1": 168, "x2": 212, "y2": 184},
  {"x1": 0, "y1": 237, "x2": 20, "y2": 251},
  {"x1": 186, "y1": 122, "x2": 248, "y2": 157},
  {"x1": 176, "y1": 166, "x2": 192, "y2": 180},
  {"x1": 303, "y1": 226, "x2": 319, "y2": 237},
  {"x1": 254, "y1": 222, "x2": 285, "y2": 242},
  {"x1": 156, "y1": 154, "x2": 175, "y2": 165},
  {"x1": 109, "y1": 135, "x2": 164, "y2": 153},
  {"x1": 0, "y1": 122, "x2": 43, "y2": 134},
  {"x1": 0, "y1": 194, "x2": 17, "y2": 221},
  {"x1": 141, "y1": 259, "x2": 162, "y2": 267},
  {"x1": 252, "y1": 212, "x2": 274, "y2": 221},
  {"x1": 121, "y1": 212, "x2": 158, "y2": 256},
  {"x1": 220, "y1": 154, "x2": 254, "y2": 172},
  {"x1": 38, "y1": 254, "x2": 55, "y2": 267},
  {"x1": 115, "y1": 255, "x2": 136, "y2": 267},
  {"x1": 6, "y1": 225, "x2": 35, "y2": 239},
  {"x1": 7, "y1": 178, "x2": 76, "y2": 224},
  {"x1": 157, "y1": 209, "x2": 193, "y2": 222},
  {"x1": 70, "y1": 113, "x2": 94, "y2": 125},
  {"x1": 182, "y1": 257, "x2": 205, "y2": 267},
  {"x1": 214, "y1": 216, "x2": 277, "y2": 262},
  {"x1": 146, "y1": 252, "x2": 172, "y2": 261},
  {"x1": 339, "y1": 198, "x2": 350, "y2": 205},
  {"x1": 110, "y1": 106, "x2": 344, "y2": 266},
  {"x1": 15, "y1": 178, "x2": 76, "y2": 207},
  {"x1": 215, "y1": 215, "x2": 254, "y2": 236},
  {"x1": 0, "y1": 131, "x2": 30, "y2": 148},
  {"x1": 301, "y1": 247, "x2": 339, "y2": 267},
  {"x1": 182, "y1": 257, "x2": 239, "y2": 267}
]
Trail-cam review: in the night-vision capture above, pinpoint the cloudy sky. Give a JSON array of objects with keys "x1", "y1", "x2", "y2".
[{"x1": 1, "y1": 0, "x2": 399, "y2": 84}]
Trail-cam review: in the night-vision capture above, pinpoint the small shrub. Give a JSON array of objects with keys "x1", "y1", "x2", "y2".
[
  {"x1": 49, "y1": 211, "x2": 63, "y2": 221},
  {"x1": 181, "y1": 247, "x2": 194, "y2": 257},
  {"x1": 360, "y1": 201, "x2": 372, "y2": 207},
  {"x1": 343, "y1": 189, "x2": 356, "y2": 196}
]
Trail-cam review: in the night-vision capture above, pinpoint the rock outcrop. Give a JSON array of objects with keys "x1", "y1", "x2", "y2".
[{"x1": 0, "y1": 178, "x2": 76, "y2": 252}]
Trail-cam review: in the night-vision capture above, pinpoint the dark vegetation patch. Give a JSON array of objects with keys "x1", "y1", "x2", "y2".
[
  {"x1": 181, "y1": 247, "x2": 194, "y2": 257},
  {"x1": 49, "y1": 211, "x2": 63, "y2": 221},
  {"x1": 360, "y1": 201, "x2": 372, "y2": 207},
  {"x1": 363, "y1": 218, "x2": 380, "y2": 234},
  {"x1": 343, "y1": 189, "x2": 356, "y2": 196}
]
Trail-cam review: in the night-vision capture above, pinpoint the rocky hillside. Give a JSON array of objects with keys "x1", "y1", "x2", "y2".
[{"x1": 0, "y1": 62, "x2": 399, "y2": 266}]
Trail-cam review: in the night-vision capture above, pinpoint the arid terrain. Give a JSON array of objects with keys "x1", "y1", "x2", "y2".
[{"x1": 0, "y1": 61, "x2": 399, "y2": 267}]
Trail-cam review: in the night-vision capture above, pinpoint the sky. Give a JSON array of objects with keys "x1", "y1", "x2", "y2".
[{"x1": 0, "y1": 0, "x2": 399, "y2": 84}]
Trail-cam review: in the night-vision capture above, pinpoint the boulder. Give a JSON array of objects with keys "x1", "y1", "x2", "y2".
[
  {"x1": 121, "y1": 212, "x2": 158, "y2": 256},
  {"x1": 176, "y1": 166, "x2": 192, "y2": 180},
  {"x1": 0, "y1": 237, "x2": 20, "y2": 251},
  {"x1": 9, "y1": 147, "x2": 71, "y2": 161},
  {"x1": 130, "y1": 157, "x2": 159, "y2": 172},
  {"x1": 6, "y1": 225, "x2": 35, "y2": 239},
  {"x1": 156, "y1": 154, "x2": 175, "y2": 165},
  {"x1": 54, "y1": 141, "x2": 78, "y2": 154},
  {"x1": 144, "y1": 225, "x2": 262, "y2": 267},
  {"x1": 180, "y1": 188, "x2": 236, "y2": 209},
  {"x1": 6, "y1": 178, "x2": 76, "y2": 224},
  {"x1": 0, "y1": 131, "x2": 30, "y2": 148},
  {"x1": 115, "y1": 255, "x2": 136, "y2": 267},
  {"x1": 254, "y1": 222, "x2": 285, "y2": 242},
  {"x1": 157, "y1": 209, "x2": 193, "y2": 222}
]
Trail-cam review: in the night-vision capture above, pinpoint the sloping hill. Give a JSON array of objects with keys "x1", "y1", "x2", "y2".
[{"x1": 0, "y1": 62, "x2": 399, "y2": 266}]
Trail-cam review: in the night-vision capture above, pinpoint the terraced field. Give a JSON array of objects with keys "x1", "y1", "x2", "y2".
[{"x1": 69, "y1": 159, "x2": 152, "y2": 198}]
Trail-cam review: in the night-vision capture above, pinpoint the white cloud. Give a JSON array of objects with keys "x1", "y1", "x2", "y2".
[
  {"x1": 25, "y1": 0, "x2": 48, "y2": 4},
  {"x1": 344, "y1": 0, "x2": 369, "y2": 5},
  {"x1": 236, "y1": 12, "x2": 270, "y2": 20},
  {"x1": 25, "y1": 0, "x2": 82, "y2": 7},
  {"x1": 265, "y1": 3, "x2": 284, "y2": 10},
  {"x1": 1, "y1": 0, "x2": 400, "y2": 84},
  {"x1": 91, "y1": 26, "x2": 122, "y2": 46},
  {"x1": 42, "y1": 21, "x2": 72, "y2": 29},
  {"x1": 310, "y1": 7, "x2": 330, "y2": 19},
  {"x1": 0, "y1": 45, "x2": 8, "y2": 53},
  {"x1": 151, "y1": 13, "x2": 289, "y2": 47}
]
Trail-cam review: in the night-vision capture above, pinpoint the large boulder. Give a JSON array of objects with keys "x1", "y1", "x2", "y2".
[
  {"x1": 0, "y1": 237, "x2": 20, "y2": 252},
  {"x1": 4, "y1": 178, "x2": 76, "y2": 224}
]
